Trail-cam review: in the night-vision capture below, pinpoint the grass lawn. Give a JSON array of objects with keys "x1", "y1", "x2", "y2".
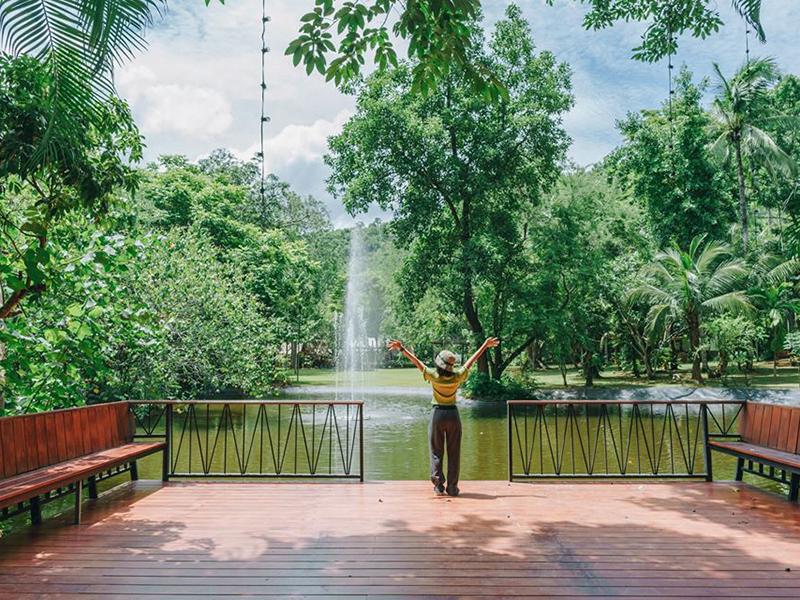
[{"x1": 289, "y1": 362, "x2": 800, "y2": 389}]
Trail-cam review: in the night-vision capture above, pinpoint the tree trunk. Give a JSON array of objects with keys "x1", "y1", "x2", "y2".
[
  {"x1": 644, "y1": 345, "x2": 654, "y2": 380},
  {"x1": 688, "y1": 313, "x2": 703, "y2": 383},
  {"x1": 583, "y1": 351, "x2": 594, "y2": 387},
  {"x1": 559, "y1": 360, "x2": 568, "y2": 387},
  {"x1": 718, "y1": 351, "x2": 729, "y2": 377},
  {"x1": 669, "y1": 335, "x2": 678, "y2": 373},
  {"x1": 734, "y1": 140, "x2": 749, "y2": 251}
]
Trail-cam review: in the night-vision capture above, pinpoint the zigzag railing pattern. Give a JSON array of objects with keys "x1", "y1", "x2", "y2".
[
  {"x1": 507, "y1": 400, "x2": 742, "y2": 481},
  {"x1": 130, "y1": 401, "x2": 363, "y2": 480}
]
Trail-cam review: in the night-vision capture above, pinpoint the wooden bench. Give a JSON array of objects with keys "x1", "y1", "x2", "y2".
[
  {"x1": 709, "y1": 402, "x2": 800, "y2": 502},
  {"x1": 0, "y1": 402, "x2": 166, "y2": 524}
]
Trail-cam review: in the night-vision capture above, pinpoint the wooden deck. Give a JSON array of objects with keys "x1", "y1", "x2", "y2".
[{"x1": 1, "y1": 480, "x2": 800, "y2": 598}]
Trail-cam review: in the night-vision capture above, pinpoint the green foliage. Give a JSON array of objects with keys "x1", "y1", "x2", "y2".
[
  {"x1": 461, "y1": 370, "x2": 534, "y2": 401},
  {"x1": 704, "y1": 314, "x2": 765, "y2": 380},
  {"x1": 708, "y1": 58, "x2": 797, "y2": 250},
  {"x1": 0, "y1": 0, "x2": 224, "y2": 163},
  {"x1": 0, "y1": 54, "x2": 142, "y2": 320},
  {"x1": 629, "y1": 235, "x2": 752, "y2": 381},
  {"x1": 611, "y1": 68, "x2": 734, "y2": 245},
  {"x1": 288, "y1": 0, "x2": 765, "y2": 95},
  {"x1": 1, "y1": 213, "x2": 157, "y2": 412},
  {"x1": 571, "y1": 0, "x2": 764, "y2": 62}
]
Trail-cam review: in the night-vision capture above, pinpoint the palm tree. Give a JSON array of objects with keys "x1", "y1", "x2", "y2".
[
  {"x1": 628, "y1": 235, "x2": 751, "y2": 383},
  {"x1": 708, "y1": 57, "x2": 796, "y2": 251}
]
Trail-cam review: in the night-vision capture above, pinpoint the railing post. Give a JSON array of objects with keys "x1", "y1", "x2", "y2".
[
  {"x1": 163, "y1": 403, "x2": 172, "y2": 482},
  {"x1": 507, "y1": 401, "x2": 513, "y2": 482},
  {"x1": 359, "y1": 403, "x2": 364, "y2": 483},
  {"x1": 701, "y1": 403, "x2": 713, "y2": 482}
]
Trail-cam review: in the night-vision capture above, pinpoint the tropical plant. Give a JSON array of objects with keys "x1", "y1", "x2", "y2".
[
  {"x1": 0, "y1": 1, "x2": 177, "y2": 162},
  {"x1": 612, "y1": 68, "x2": 734, "y2": 245},
  {"x1": 628, "y1": 235, "x2": 751, "y2": 382},
  {"x1": 708, "y1": 58, "x2": 796, "y2": 250}
]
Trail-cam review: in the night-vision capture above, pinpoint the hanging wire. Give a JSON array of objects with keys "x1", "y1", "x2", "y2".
[
  {"x1": 259, "y1": 0, "x2": 271, "y2": 205},
  {"x1": 667, "y1": 12, "x2": 676, "y2": 180},
  {"x1": 745, "y1": 25, "x2": 751, "y2": 67}
]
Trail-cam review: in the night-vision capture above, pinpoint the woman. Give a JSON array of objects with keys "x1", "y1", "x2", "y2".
[{"x1": 387, "y1": 337, "x2": 500, "y2": 496}]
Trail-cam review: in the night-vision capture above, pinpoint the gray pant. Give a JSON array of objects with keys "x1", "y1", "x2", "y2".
[{"x1": 429, "y1": 407, "x2": 461, "y2": 490}]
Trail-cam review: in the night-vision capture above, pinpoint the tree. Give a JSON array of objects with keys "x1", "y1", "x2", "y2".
[
  {"x1": 629, "y1": 235, "x2": 751, "y2": 382},
  {"x1": 611, "y1": 68, "x2": 734, "y2": 246},
  {"x1": 704, "y1": 314, "x2": 764, "y2": 380},
  {"x1": 136, "y1": 155, "x2": 328, "y2": 367},
  {"x1": 289, "y1": 0, "x2": 766, "y2": 95},
  {"x1": 0, "y1": 55, "x2": 142, "y2": 320},
  {"x1": 708, "y1": 58, "x2": 796, "y2": 251},
  {"x1": 327, "y1": 5, "x2": 573, "y2": 379}
]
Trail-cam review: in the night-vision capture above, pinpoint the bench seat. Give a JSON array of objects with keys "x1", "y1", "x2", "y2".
[
  {"x1": 0, "y1": 441, "x2": 165, "y2": 509},
  {"x1": 708, "y1": 439, "x2": 800, "y2": 472},
  {"x1": 0, "y1": 402, "x2": 167, "y2": 525},
  {"x1": 708, "y1": 402, "x2": 800, "y2": 502}
]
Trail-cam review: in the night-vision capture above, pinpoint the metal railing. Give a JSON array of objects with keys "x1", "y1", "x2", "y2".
[
  {"x1": 129, "y1": 401, "x2": 364, "y2": 481},
  {"x1": 507, "y1": 400, "x2": 743, "y2": 481}
]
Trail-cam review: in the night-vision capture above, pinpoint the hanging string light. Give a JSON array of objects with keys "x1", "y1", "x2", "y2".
[
  {"x1": 745, "y1": 24, "x2": 751, "y2": 68},
  {"x1": 667, "y1": 12, "x2": 676, "y2": 181},
  {"x1": 259, "y1": 0, "x2": 271, "y2": 205}
]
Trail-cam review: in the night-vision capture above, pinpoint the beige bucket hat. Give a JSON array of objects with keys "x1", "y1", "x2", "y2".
[{"x1": 434, "y1": 350, "x2": 458, "y2": 373}]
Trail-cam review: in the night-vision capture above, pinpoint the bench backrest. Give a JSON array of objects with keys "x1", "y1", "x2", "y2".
[
  {"x1": 740, "y1": 402, "x2": 800, "y2": 454},
  {"x1": 0, "y1": 402, "x2": 133, "y2": 479}
]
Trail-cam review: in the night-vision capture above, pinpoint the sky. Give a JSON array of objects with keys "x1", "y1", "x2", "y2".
[{"x1": 117, "y1": 0, "x2": 800, "y2": 227}]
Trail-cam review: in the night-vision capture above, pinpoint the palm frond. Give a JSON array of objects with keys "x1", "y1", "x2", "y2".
[
  {"x1": 702, "y1": 290, "x2": 753, "y2": 314},
  {"x1": 0, "y1": 0, "x2": 166, "y2": 161},
  {"x1": 755, "y1": 255, "x2": 800, "y2": 285},
  {"x1": 694, "y1": 239, "x2": 731, "y2": 274},
  {"x1": 741, "y1": 123, "x2": 797, "y2": 177},
  {"x1": 731, "y1": 0, "x2": 765, "y2": 42},
  {"x1": 627, "y1": 284, "x2": 674, "y2": 308},
  {"x1": 704, "y1": 259, "x2": 749, "y2": 296},
  {"x1": 712, "y1": 62, "x2": 732, "y2": 100}
]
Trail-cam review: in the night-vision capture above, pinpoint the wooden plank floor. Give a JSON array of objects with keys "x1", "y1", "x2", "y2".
[{"x1": 1, "y1": 480, "x2": 800, "y2": 598}]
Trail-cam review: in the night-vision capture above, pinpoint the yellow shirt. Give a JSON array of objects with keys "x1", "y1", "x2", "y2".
[{"x1": 423, "y1": 367, "x2": 469, "y2": 406}]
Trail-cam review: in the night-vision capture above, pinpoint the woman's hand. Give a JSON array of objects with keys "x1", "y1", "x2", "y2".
[
  {"x1": 387, "y1": 339, "x2": 404, "y2": 351},
  {"x1": 484, "y1": 337, "x2": 500, "y2": 349}
]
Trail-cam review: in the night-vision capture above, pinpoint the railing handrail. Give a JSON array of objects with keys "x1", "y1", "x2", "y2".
[
  {"x1": 507, "y1": 399, "x2": 744, "y2": 406},
  {"x1": 128, "y1": 399, "x2": 364, "y2": 406}
]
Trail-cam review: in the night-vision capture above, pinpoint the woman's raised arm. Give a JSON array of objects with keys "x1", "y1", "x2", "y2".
[{"x1": 387, "y1": 339, "x2": 428, "y2": 373}]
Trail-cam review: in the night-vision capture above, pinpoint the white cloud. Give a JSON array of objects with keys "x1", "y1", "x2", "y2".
[
  {"x1": 117, "y1": 65, "x2": 233, "y2": 138},
  {"x1": 264, "y1": 110, "x2": 351, "y2": 171}
]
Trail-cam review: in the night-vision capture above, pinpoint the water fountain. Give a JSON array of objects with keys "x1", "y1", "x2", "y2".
[{"x1": 336, "y1": 226, "x2": 377, "y2": 401}]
